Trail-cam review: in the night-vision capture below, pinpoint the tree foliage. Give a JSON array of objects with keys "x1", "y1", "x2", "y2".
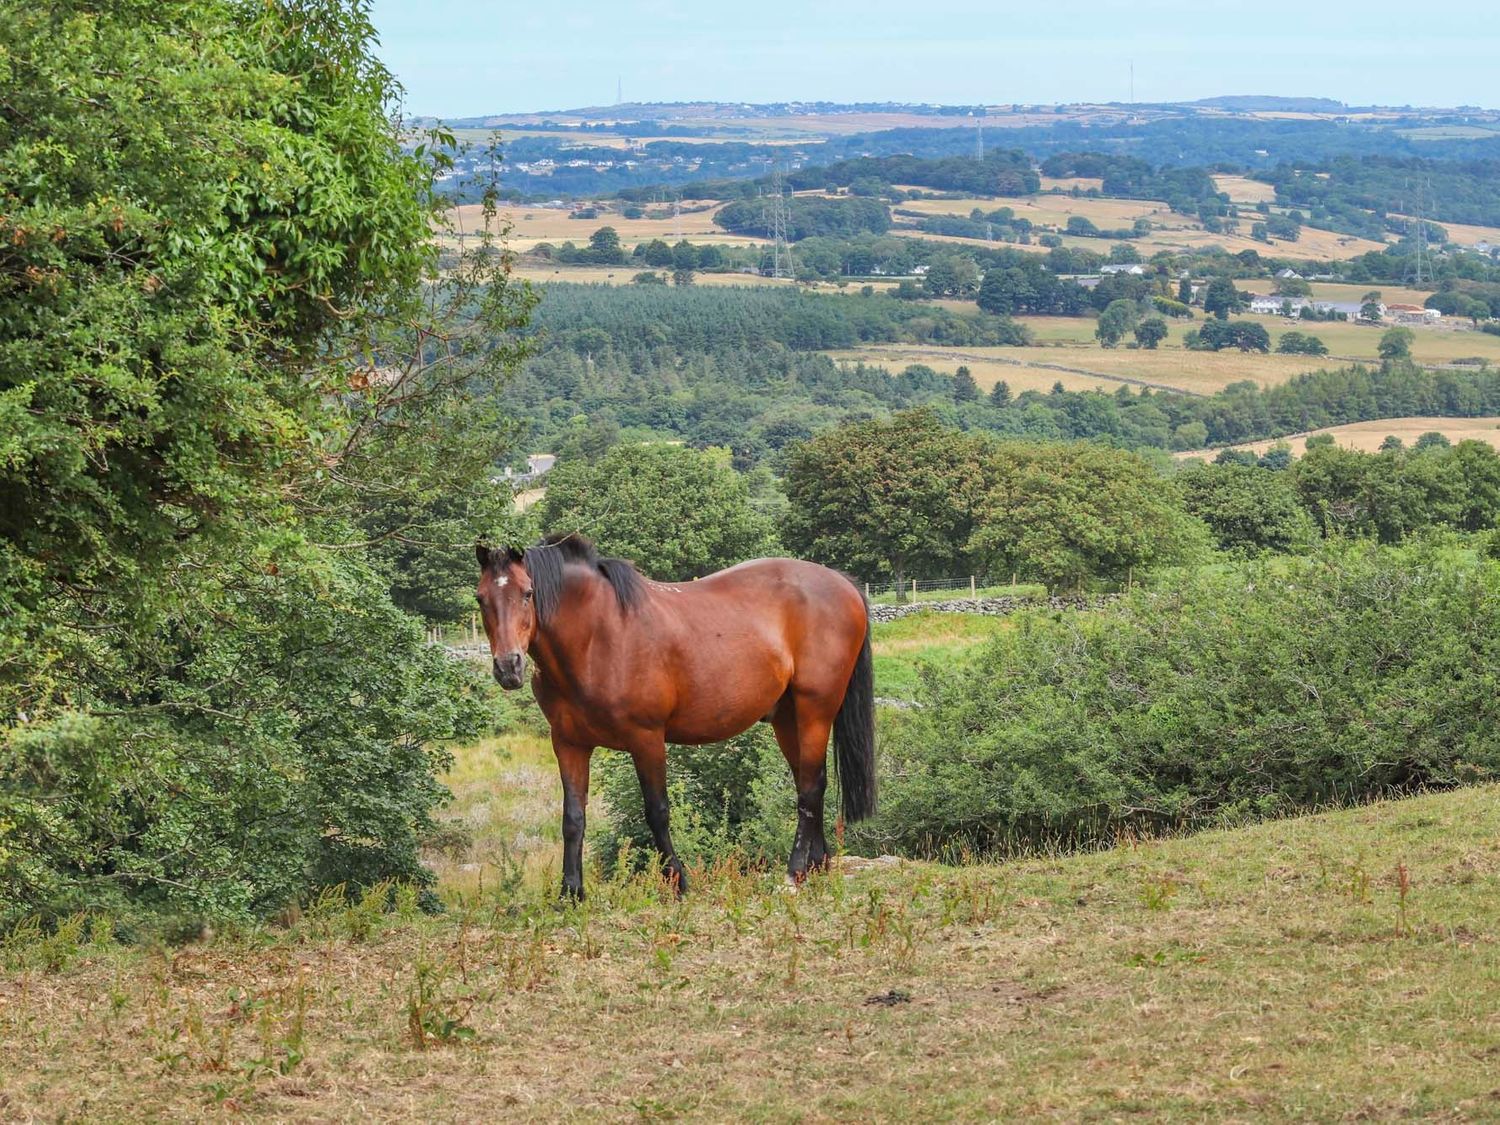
[
  {"x1": 537, "y1": 444, "x2": 778, "y2": 579},
  {"x1": 1, "y1": 0, "x2": 530, "y2": 922}
]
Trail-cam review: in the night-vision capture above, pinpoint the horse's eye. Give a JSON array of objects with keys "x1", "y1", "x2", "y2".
[{"x1": 523, "y1": 590, "x2": 533, "y2": 603}]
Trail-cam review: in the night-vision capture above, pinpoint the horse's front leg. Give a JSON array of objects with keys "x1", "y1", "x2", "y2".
[
  {"x1": 631, "y1": 740, "x2": 688, "y2": 896},
  {"x1": 552, "y1": 737, "x2": 594, "y2": 901}
]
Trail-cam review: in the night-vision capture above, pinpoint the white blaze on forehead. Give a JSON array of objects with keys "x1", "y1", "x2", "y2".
[{"x1": 494, "y1": 575, "x2": 509, "y2": 588}]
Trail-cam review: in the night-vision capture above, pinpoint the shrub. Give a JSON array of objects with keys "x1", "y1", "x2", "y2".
[
  {"x1": 592, "y1": 730, "x2": 795, "y2": 873},
  {"x1": 865, "y1": 540, "x2": 1500, "y2": 856}
]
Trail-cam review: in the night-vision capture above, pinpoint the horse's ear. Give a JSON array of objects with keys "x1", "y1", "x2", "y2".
[
  {"x1": 475, "y1": 542, "x2": 493, "y2": 570},
  {"x1": 506, "y1": 545, "x2": 525, "y2": 564}
]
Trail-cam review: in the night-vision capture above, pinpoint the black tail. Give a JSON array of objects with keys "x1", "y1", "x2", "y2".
[{"x1": 833, "y1": 599, "x2": 877, "y2": 823}]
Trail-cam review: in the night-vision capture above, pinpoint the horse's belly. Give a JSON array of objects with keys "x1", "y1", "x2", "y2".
[{"x1": 663, "y1": 653, "x2": 789, "y2": 744}]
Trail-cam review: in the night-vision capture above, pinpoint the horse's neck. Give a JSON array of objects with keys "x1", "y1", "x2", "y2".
[{"x1": 529, "y1": 567, "x2": 635, "y2": 689}]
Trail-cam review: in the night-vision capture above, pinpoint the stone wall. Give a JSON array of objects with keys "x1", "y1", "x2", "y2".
[{"x1": 868, "y1": 594, "x2": 1117, "y2": 623}]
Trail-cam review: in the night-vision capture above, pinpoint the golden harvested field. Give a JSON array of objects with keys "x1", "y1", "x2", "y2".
[
  {"x1": 894, "y1": 194, "x2": 1387, "y2": 262},
  {"x1": 1037, "y1": 176, "x2": 1105, "y2": 192},
  {"x1": 827, "y1": 341, "x2": 1330, "y2": 396},
  {"x1": 1211, "y1": 175, "x2": 1279, "y2": 204},
  {"x1": 1388, "y1": 214, "x2": 1500, "y2": 249},
  {"x1": 1176, "y1": 417, "x2": 1500, "y2": 459},
  {"x1": 828, "y1": 346, "x2": 1119, "y2": 394},
  {"x1": 510, "y1": 262, "x2": 783, "y2": 287},
  {"x1": 443, "y1": 202, "x2": 765, "y2": 253}
]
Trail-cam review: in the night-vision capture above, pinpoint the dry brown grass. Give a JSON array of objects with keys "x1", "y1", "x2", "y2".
[
  {"x1": 4, "y1": 771, "x2": 1498, "y2": 1120},
  {"x1": 508, "y1": 262, "x2": 793, "y2": 289},
  {"x1": 1388, "y1": 214, "x2": 1500, "y2": 249},
  {"x1": 1037, "y1": 176, "x2": 1105, "y2": 193},
  {"x1": 1211, "y1": 175, "x2": 1279, "y2": 205},
  {"x1": 440, "y1": 202, "x2": 766, "y2": 255},
  {"x1": 1175, "y1": 416, "x2": 1500, "y2": 459},
  {"x1": 827, "y1": 346, "x2": 1120, "y2": 395},
  {"x1": 829, "y1": 342, "x2": 1330, "y2": 396},
  {"x1": 892, "y1": 193, "x2": 1387, "y2": 262}
]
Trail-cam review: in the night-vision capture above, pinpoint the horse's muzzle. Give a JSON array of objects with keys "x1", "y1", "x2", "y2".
[{"x1": 494, "y1": 652, "x2": 524, "y2": 690}]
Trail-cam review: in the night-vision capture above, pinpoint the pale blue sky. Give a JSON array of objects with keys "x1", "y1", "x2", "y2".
[{"x1": 370, "y1": 0, "x2": 1497, "y2": 118}]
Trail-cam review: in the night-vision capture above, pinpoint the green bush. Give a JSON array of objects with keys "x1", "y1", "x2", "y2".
[
  {"x1": 866, "y1": 539, "x2": 1500, "y2": 857},
  {"x1": 591, "y1": 729, "x2": 795, "y2": 873}
]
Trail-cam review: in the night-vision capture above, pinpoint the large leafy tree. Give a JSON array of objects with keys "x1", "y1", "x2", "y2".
[
  {"x1": 969, "y1": 443, "x2": 1207, "y2": 588},
  {"x1": 780, "y1": 410, "x2": 994, "y2": 591},
  {"x1": 0, "y1": 0, "x2": 531, "y2": 920},
  {"x1": 1179, "y1": 463, "x2": 1316, "y2": 556},
  {"x1": 537, "y1": 444, "x2": 777, "y2": 580}
]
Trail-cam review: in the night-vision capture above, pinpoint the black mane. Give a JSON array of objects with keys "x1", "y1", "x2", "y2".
[{"x1": 524, "y1": 533, "x2": 646, "y2": 624}]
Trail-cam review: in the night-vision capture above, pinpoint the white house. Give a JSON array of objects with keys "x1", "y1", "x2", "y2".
[{"x1": 1098, "y1": 263, "x2": 1146, "y2": 276}]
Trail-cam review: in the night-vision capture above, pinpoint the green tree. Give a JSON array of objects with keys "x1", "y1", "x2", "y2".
[
  {"x1": 1276, "y1": 331, "x2": 1329, "y2": 356},
  {"x1": 0, "y1": 0, "x2": 527, "y2": 921},
  {"x1": 588, "y1": 226, "x2": 625, "y2": 262},
  {"x1": 538, "y1": 444, "x2": 777, "y2": 580},
  {"x1": 1203, "y1": 277, "x2": 1242, "y2": 320},
  {"x1": 1133, "y1": 316, "x2": 1169, "y2": 349},
  {"x1": 989, "y1": 380, "x2": 1012, "y2": 406},
  {"x1": 1378, "y1": 326, "x2": 1415, "y2": 360},
  {"x1": 952, "y1": 365, "x2": 980, "y2": 402},
  {"x1": 923, "y1": 254, "x2": 980, "y2": 297},
  {"x1": 969, "y1": 444, "x2": 1207, "y2": 589},
  {"x1": 1179, "y1": 463, "x2": 1316, "y2": 556},
  {"x1": 781, "y1": 411, "x2": 994, "y2": 594},
  {"x1": 1096, "y1": 299, "x2": 1140, "y2": 347}
]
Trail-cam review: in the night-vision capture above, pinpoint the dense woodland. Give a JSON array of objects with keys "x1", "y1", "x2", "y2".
[{"x1": 510, "y1": 283, "x2": 1500, "y2": 465}]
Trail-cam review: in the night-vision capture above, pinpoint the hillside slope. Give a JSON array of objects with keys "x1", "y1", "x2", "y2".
[{"x1": 2, "y1": 782, "x2": 1497, "y2": 1119}]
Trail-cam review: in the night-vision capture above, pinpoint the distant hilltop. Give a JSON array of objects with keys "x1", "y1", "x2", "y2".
[
  {"x1": 1186, "y1": 95, "x2": 1347, "y2": 113},
  {"x1": 423, "y1": 95, "x2": 1494, "y2": 128}
]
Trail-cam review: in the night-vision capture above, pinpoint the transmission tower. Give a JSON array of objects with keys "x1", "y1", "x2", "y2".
[
  {"x1": 974, "y1": 112, "x2": 984, "y2": 160},
  {"x1": 1406, "y1": 175, "x2": 1432, "y2": 285},
  {"x1": 766, "y1": 165, "x2": 794, "y2": 279}
]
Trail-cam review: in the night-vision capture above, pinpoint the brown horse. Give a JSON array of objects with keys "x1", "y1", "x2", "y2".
[{"x1": 475, "y1": 534, "x2": 875, "y2": 898}]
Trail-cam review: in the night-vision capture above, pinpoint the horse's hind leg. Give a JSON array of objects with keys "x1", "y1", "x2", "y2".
[
  {"x1": 771, "y1": 707, "x2": 833, "y2": 882},
  {"x1": 630, "y1": 740, "x2": 688, "y2": 896}
]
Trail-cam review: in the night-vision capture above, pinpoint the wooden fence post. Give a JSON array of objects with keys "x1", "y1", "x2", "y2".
[
  {"x1": 911, "y1": 577, "x2": 917, "y2": 602},
  {"x1": 864, "y1": 581, "x2": 870, "y2": 601},
  {"x1": 971, "y1": 575, "x2": 978, "y2": 604}
]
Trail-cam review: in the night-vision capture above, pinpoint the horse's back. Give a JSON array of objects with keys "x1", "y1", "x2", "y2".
[{"x1": 687, "y1": 556, "x2": 865, "y2": 686}]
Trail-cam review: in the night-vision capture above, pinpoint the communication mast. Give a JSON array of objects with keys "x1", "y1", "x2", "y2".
[
  {"x1": 1406, "y1": 175, "x2": 1433, "y2": 285},
  {"x1": 974, "y1": 112, "x2": 984, "y2": 160},
  {"x1": 766, "y1": 165, "x2": 794, "y2": 279}
]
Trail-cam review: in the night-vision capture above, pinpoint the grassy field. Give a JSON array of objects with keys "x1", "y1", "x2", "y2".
[
  {"x1": 868, "y1": 610, "x2": 1013, "y2": 699},
  {"x1": 1176, "y1": 416, "x2": 1500, "y2": 460},
  {"x1": 4, "y1": 736, "x2": 1498, "y2": 1119}
]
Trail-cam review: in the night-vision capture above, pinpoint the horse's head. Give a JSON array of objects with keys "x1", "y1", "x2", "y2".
[{"x1": 475, "y1": 544, "x2": 535, "y2": 690}]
